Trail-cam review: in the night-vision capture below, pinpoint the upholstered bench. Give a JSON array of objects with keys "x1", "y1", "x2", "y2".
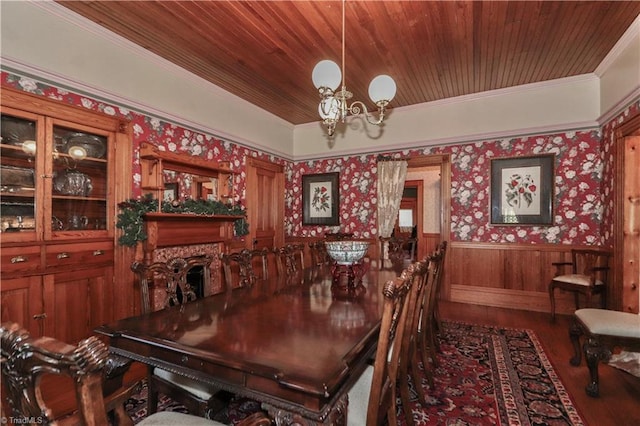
[{"x1": 569, "y1": 308, "x2": 640, "y2": 397}]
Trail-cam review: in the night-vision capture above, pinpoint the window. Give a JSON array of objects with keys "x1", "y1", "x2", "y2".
[{"x1": 398, "y1": 209, "x2": 413, "y2": 228}]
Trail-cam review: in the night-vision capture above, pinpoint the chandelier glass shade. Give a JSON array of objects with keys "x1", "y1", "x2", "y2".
[{"x1": 312, "y1": 1, "x2": 396, "y2": 137}]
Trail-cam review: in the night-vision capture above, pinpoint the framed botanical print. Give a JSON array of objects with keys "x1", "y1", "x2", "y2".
[
  {"x1": 490, "y1": 154, "x2": 554, "y2": 225},
  {"x1": 302, "y1": 172, "x2": 339, "y2": 226}
]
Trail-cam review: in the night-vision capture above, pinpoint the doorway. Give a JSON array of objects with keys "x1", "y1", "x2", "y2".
[{"x1": 406, "y1": 155, "x2": 451, "y2": 261}]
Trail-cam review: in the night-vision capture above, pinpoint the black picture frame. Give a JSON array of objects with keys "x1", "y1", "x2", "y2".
[
  {"x1": 302, "y1": 172, "x2": 339, "y2": 226},
  {"x1": 490, "y1": 154, "x2": 554, "y2": 225},
  {"x1": 163, "y1": 182, "x2": 178, "y2": 202}
]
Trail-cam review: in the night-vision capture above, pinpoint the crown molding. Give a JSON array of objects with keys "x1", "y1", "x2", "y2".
[{"x1": 292, "y1": 121, "x2": 600, "y2": 162}]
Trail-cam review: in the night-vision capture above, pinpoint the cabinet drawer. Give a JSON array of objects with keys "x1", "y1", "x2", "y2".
[
  {"x1": 46, "y1": 242, "x2": 113, "y2": 270},
  {"x1": 1, "y1": 246, "x2": 42, "y2": 275}
]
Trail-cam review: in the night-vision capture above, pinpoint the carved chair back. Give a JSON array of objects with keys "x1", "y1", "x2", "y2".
[
  {"x1": 308, "y1": 240, "x2": 330, "y2": 266},
  {"x1": 132, "y1": 255, "x2": 213, "y2": 314},
  {"x1": 1, "y1": 322, "x2": 132, "y2": 426},
  {"x1": 221, "y1": 249, "x2": 257, "y2": 291},
  {"x1": 275, "y1": 243, "x2": 305, "y2": 277}
]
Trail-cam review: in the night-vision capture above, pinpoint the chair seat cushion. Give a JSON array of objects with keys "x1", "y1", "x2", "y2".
[
  {"x1": 347, "y1": 364, "x2": 374, "y2": 426},
  {"x1": 154, "y1": 367, "x2": 216, "y2": 400},
  {"x1": 138, "y1": 411, "x2": 223, "y2": 425},
  {"x1": 553, "y1": 274, "x2": 603, "y2": 286},
  {"x1": 576, "y1": 309, "x2": 640, "y2": 338}
]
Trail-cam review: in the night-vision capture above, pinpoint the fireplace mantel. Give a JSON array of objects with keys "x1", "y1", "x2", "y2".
[{"x1": 142, "y1": 212, "x2": 242, "y2": 262}]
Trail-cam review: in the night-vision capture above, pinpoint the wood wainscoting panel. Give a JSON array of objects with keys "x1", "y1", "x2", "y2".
[
  {"x1": 449, "y1": 284, "x2": 576, "y2": 314},
  {"x1": 445, "y1": 242, "x2": 600, "y2": 314}
]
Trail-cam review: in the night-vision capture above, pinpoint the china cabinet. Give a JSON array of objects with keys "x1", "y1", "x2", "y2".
[{"x1": 0, "y1": 88, "x2": 131, "y2": 342}]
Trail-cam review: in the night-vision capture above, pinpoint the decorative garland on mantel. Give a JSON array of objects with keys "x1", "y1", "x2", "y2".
[{"x1": 116, "y1": 194, "x2": 249, "y2": 247}]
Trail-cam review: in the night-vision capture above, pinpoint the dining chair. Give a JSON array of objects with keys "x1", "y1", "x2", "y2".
[
  {"x1": 308, "y1": 240, "x2": 330, "y2": 267},
  {"x1": 397, "y1": 261, "x2": 430, "y2": 423},
  {"x1": 346, "y1": 271, "x2": 414, "y2": 425},
  {"x1": 418, "y1": 247, "x2": 446, "y2": 372},
  {"x1": 131, "y1": 255, "x2": 224, "y2": 419},
  {"x1": 0, "y1": 322, "x2": 272, "y2": 426},
  {"x1": 221, "y1": 249, "x2": 258, "y2": 291},
  {"x1": 430, "y1": 241, "x2": 448, "y2": 335},
  {"x1": 378, "y1": 236, "x2": 406, "y2": 271},
  {"x1": 548, "y1": 248, "x2": 611, "y2": 321},
  {"x1": 275, "y1": 243, "x2": 305, "y2": 277},
  {"x1": 251, "y1": 247, "x2": 271, "y2": 280}
]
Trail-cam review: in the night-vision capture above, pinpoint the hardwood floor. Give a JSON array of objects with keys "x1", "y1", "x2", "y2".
[
  {"x1": 30, "y1": 302, "x2": 640, "y2": 425},
  {"x1": 439, "y1": 301, "x2": 640, "y2": 426}
]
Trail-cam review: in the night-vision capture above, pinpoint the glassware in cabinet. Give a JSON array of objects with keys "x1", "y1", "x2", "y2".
[
  {"x1": 0, "y1": 113, "x2": 40, "y2": 239},
  {"x1": 49, "y1": 124, "x2": 110, "y2": 235}
]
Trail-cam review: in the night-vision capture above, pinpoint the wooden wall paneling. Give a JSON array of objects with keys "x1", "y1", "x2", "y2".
[
  {"x1": 444, "y1": 242, "x2": 582, "y2": 314},
  {"x1": 113, "y1": 123, "x2": 135, "y2": 318},
  {"x1": 448, "y1": 244, "x2": 504, "y2": 289},
  {"x1": 420, "y1": 233, "x2": 440, "y2": 258},
  {"x1": 614, "y1": 112, "x2": 640, "y2": 313}
]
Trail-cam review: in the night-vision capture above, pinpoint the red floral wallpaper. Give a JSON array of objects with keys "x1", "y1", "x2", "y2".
[
  {"x1": 287, "y1": 131, "x2": 607, "y2": 245},
  {"x1": 4, "y1": 70, "x2": 636, "y2": 246}
]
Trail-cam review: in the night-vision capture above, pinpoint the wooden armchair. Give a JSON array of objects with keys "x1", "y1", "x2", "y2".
[
  {"x1": 0, "y1": 322, "x2": 271, "y2": 426},
  {"x1": 549, "y1": 248, "x2": 611, "y2": 321},
  {"x1": 131, "y1": 255, "x2": 225, "y2": 419},
  {"x1": 569, "y1": 309, "x2": 640, "y2": 397}
]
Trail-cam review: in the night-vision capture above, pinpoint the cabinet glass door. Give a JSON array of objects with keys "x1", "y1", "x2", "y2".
[
  {"x1": 49, "y1": 122, "x2": 110, "y2": 237},
  {"x1": 1, "y1": 113, "x2": 40, "y2": 241}
]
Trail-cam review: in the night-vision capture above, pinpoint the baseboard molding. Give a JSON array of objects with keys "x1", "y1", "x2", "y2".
[{"x1": 449, "y1": 284, "x2": 579, "y2": 314}]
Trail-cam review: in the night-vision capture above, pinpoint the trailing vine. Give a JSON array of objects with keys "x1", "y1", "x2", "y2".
[{"x1": 116, "y1": 193, "x2": 249, "y2": 247}]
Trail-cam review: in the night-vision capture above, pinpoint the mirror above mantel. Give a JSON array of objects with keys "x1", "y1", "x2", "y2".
[{"x1": 139, "y1": 142, "x2": 234, "y2": 206}]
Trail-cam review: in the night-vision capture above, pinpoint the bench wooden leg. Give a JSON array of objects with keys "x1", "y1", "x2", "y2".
[
  {"x1": 583, "y1": 337, "x2": 612, "y2": 398},
  {"x1": 569, "y1": 321, "x2": 584, "y2": 366}
]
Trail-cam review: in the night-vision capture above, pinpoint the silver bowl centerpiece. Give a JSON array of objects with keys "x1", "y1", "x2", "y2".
[{"x1": 325, "y1": 240, "x2": 370, "y2": 265}]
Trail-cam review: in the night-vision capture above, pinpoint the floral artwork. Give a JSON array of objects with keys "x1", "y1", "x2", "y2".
[
  {"x1": 491, "y1": 155, "x2": 554, "y2": 225},
  {"x1": 302, "y1": 173, "x2": 339, "y2": 226},
  {"x1": 504, "y1": 171, "x2": 539, "y2": 213},
  {"x1": 311, "y1": 185, "x2": 330, "y2": 213}
]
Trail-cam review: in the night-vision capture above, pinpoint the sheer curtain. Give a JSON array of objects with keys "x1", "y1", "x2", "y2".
[{"x1": 377, "y1": 160, "x2": 408, "y2": 259}]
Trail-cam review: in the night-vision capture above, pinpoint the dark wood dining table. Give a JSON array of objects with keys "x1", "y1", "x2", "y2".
[{"x1": 95, "y1": 265, "x2": 400, "y2": 425}]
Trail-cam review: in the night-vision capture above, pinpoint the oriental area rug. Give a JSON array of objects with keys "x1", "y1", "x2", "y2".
[{"x1": 125, "y1": 321, "x2": 584, "y2": 425}]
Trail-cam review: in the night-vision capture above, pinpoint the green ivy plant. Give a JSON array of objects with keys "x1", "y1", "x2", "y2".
[{"x1": 116, "y1": 193, "x2": 249, "y2": 247}]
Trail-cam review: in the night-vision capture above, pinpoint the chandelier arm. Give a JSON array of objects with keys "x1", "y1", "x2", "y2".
[{"x1": 348, "y1": 101, "x2": 387, "y2": 126}]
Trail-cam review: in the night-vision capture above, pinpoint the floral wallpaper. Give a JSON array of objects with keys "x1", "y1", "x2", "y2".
[
  {"x1": 4, "y1": 70, "x2": 635, "y2": 247},
  {"x1": 287, "y1": 130, "x2": 607, "y2": 245}
]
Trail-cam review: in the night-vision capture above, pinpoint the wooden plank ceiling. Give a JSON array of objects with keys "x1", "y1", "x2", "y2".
[{"x1": 57, "y1": 1, "x2": 640, "y2": 125}]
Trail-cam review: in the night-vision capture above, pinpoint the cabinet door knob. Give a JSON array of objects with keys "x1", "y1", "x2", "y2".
[
  {"x1": 40, "y1": 174, "x2": 54, "y2": 179},
  {"x1": 33, "y1": 313, "x2": 47, "y2": 320},
  {"x1": 10, "y1": 256, "x2": 27, "y2": 263},
  {"x1": 57, "y1": 252, "x2": 70, "y2": 259},
  {"x1": 93, "y1": 250, "x2": 105, "y2": 256}
]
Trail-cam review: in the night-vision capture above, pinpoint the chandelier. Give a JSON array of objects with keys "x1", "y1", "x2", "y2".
[{"x1": 312, "y1": 0, "x2": 397, "y2": 137}]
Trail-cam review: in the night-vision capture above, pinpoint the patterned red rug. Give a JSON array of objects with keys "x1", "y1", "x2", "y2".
[
  {"x1": 125, "y1": 321, "x2": 584, "y2": 425},
  {"x1": 399, "y1": 321, "x2": 585, "y2": 425}
]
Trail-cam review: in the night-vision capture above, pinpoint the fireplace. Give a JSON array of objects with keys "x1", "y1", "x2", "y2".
[{"x1": 140, "y1": 213, "x2": 240, "y2": 311}]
